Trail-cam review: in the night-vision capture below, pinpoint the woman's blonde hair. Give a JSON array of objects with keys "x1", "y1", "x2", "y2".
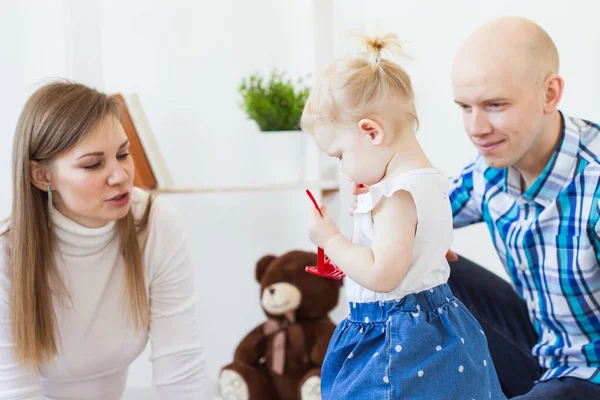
[
  {"x1": 301, "y1": 32, "x2": 419, "y2": 134},
  {"x1": 1, "y1": 81, "x2": 152, "y2": 368}
]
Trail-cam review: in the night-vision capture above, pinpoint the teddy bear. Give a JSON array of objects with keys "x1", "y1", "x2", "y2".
[{"x1": 218, "y1": 250, "x2": 342, "y2": 400}]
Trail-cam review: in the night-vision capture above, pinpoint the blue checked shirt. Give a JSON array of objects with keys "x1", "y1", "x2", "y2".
[{"x1": 450, "y1": 112, "x2": 600, "y2": 383}]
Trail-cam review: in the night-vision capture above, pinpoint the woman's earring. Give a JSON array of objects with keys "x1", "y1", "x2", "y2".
[{"x1": 47, "y1": 185, "x2": 53, "y2": 227}]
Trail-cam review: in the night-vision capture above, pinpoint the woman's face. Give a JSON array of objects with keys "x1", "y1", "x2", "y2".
[{"x1": 47, "y1": 116, "x2": 135, "y2": 228}]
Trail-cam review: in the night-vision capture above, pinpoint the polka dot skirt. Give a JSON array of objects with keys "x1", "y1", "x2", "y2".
[{"x1": 320, "y1": 284, "x2": 506, "y2": 399}]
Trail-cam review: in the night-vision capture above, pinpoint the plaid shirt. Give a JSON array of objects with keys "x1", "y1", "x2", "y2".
[{"x1": 450, "y1": 112, "x2": 600, "y2": 383}]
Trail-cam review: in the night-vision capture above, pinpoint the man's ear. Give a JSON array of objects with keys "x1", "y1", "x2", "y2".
[
  {"x1": 358, "y1": 118, "x2": 385, "y2": 145},
  {"x1": 543, "y1": 74, "x2": 564, "y2": 115},
  {"x1": 29, "y1": 161, "x2": 52, "y2": 191}
]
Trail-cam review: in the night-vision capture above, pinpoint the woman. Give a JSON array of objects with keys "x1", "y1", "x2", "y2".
[{"x1": 0, "y1": 81, "x2": 209, "y2": 399}]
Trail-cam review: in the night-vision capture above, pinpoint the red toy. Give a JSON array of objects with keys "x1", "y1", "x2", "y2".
[{"x1": 305, "y1": 189, "x2": 345, "y2": 280}]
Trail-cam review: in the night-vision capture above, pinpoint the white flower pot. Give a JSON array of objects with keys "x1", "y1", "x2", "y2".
[{"x1": 257, "y1": 130, "x2": 308, "y2": 183}]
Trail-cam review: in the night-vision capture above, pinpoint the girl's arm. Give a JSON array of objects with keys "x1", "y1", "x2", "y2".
[{"x1": 310, "y1": 190, "x2": 417, "y2": 293}]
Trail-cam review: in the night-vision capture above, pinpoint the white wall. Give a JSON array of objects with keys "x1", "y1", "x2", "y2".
[
  {"x1": 2, "y1": 1, "x2": 600, "y2": 398},
  {"x1": 100, "y1": 0, "x2": 316, "y2": 187},
  {"x1": 0, "y1": 0, "x2": 68, "y2": 220}
]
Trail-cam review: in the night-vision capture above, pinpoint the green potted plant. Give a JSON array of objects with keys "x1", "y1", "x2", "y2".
[
  {"x1": 238, "y1": 70, "x2": 313, "y2": 183},
  {"x1": 238, "y1": 70, "x2": 310, "y2": 132}
]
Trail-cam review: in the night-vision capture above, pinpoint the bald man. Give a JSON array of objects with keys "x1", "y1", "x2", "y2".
[{"x1": 447, "y1": 17, "x2": 600, "y2": 399}]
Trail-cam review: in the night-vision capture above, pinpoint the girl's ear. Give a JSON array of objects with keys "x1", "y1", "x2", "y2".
[{"x1": 358, "y1": 119, "x2": 384, "y2": 145}]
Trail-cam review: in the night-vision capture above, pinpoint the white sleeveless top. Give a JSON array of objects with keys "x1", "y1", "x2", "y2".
[{"x1": 345, "y1": 168, "x2": 454, "y2": 303}]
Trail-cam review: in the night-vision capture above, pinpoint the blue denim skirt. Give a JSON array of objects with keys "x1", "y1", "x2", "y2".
[{"x1": 321, "y1": 284, "x2": 506, "y2": 399}]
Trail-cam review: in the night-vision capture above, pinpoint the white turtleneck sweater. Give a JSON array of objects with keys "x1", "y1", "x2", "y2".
[{"x1": 0, "y1": 188, "x2": 210, "y2": 399}]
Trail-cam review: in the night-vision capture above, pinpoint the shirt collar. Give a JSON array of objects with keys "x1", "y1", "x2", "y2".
[{"x1": 504, "y1": 111, "x2": 581, "y2": 207}]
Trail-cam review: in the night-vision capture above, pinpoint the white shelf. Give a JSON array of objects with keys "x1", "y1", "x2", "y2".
[{"x1": 152, "y1": 180, "x2": 339, "y2": 195}]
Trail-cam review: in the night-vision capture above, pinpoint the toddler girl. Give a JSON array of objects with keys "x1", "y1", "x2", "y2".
[{"x1": 302, "y1": 33, "x2": 505, "y2": 400}]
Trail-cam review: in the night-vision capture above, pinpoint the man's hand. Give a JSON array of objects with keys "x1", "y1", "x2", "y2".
[
  {"x1": 349, "y1": 183, "x2": 369, "y2": 216},
  {"x1": 446, "y1": 250, "x2": 458, "y2": 262}
]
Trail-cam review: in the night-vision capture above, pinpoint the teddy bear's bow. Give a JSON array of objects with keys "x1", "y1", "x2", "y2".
[{"x1": 264, "y1": 313, "x2": 309, "y2": 375}]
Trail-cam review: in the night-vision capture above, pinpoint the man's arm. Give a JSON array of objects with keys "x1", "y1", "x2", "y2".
[
  {"x1": 449, "y1": 155, "x2": 484, "y2": 228},
  {"x1": 593, "y1": 183, "x2": 600, "y2": 266}
]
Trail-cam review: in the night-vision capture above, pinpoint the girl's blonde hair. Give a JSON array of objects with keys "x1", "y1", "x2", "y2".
[
  {"x1": 301, "y1": 32, "x2": 419, "y2": 134},
  {"x1": 1, "y1": 81, "x2": 152, "y2": 368}
]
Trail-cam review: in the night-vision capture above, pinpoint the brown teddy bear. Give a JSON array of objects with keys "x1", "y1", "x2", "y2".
[{"x1": 218, "y1": 250, "x2": 342, "y2": 400}]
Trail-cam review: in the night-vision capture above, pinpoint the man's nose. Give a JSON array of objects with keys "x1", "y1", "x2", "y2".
[{"x1": 468, "y1": 109, "x2": 493, "y2": 137}]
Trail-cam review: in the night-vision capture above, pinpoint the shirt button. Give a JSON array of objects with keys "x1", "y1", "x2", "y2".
[{"x1": 517, "y1": 263, "x2": 527, "y2": 271}]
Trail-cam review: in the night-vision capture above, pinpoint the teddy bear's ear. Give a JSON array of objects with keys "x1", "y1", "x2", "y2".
[{"x1": 256, "y1": 254, "x2": 276, "y2": 282}]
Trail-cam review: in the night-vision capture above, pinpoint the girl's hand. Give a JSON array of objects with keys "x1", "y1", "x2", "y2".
[
  {"x1": 308, "y1": 205, "x2": 340, "y2": 249},
  {"x1": 349, "y1": 183, "x2": 369, "y2": 216}
]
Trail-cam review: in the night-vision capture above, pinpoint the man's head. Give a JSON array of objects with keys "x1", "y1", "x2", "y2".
[{"x1": 452, "y1": 17, "x2": 563, "y2": 170}]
